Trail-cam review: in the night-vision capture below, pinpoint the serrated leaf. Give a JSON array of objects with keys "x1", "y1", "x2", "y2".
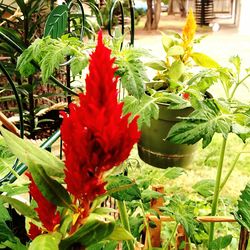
[
  {"x1": 27, "y1": 164, "x2": 72, "y2": 209},
  {"x1": 44, "y1": 5, "x2": 68, "y2": 39},
  {"x1": 29, "y1": 233, "x2": 61, "y2": 250},
  {"x1": 167, "y1": 45, "x2": 184, "y2": 56},
  {"x1": 106, "y1": 176, "x2": 141, "y2": 201},
  {"x1": 59, "y1": 214, "x2": 115, "y2": 249},
  {"x1": 122, "y1": 94, "x2": 159, "y2": 129},
  {"x1": 191, "y1": 52, "x2": 220, "y2": 68},
  {"x1": 70, "y1": 56, "x2": 88, "y2": 76},
  {"x1": 0, "y1": 195, "x2": 37, "y2": 220},
  {"x1": 210, "y1": 235, "x2": 232, "y2": 250},
  {"x1": 168, "y1": 61, "x2": 185, "y2": 81},
  {"x1": 166, "y1": 100, "x2": 231, "y2": 148},
  {"x1": 192, "y1": 179, "x2": 215, "y2": 197},
  {"x1": 234, "y1": 183, "x2": 250, "y2": 230},
  {"x1": 0, "y1": 127, "x2": 64, "y2": 178},
  {"x1": 145, "y1": 60, "x2": 166, "y2": 71},
  {"x1": 163, "y1": 167, "x2": 185, "y2": 179}
]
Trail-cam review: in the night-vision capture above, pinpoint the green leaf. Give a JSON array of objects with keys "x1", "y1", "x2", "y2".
[
  {"x1": 234, "y1": 183, "x2": 250, "y2": 230},
  {"x1": 167, "y1": 100, "x2": 231, "y2": 148},
  {"x1": 210, "y1": 235, "x2": 232, "y2": 250},
  {"x1": 107, "y1": 226, "x2": 134, "y2": 241},
  {"x1": 0, "y1": 127, "x2": 64, "y2": 178},
  {"x1": 168, "y1": 61, "x2": 185, "y2": 81},
  {"x1": 0, "y1": 202, "x2": 11, "y2": 222},
  {"x1": 29, "y1": 233, "x2": 61, "y2": 250},
  {"x1": 229, "y1": 55, "x2": 241, "y2": 74},
  {"x1": 141, "y1": 190, "x2": 164, "y2": 203},
  {"x1": 44, "y1": 5, "x2": 68, "y2": 39},
  {"x1": 192, "y1": 179, "x2": 215, "y2": 197},
  {"x1": 163, "y1": 167, "x2": 185, "y2": 179},
  {"x1": 0, "y1": 195, "x2": 37, "y2": 220},
  {"x1": 191, "y1": 52, "x2": 220, "y2": 68},
  {"x1": 106, "y1": 176, "x2": 141, "y2": 201},
  {"x1": 28, "y1": 165, "x2": 72, "y2": 209},
  {"x1": 0, "y1": 221, "x2": 15, "y2": 242},
  {"x1": 145, "y1": 60, "x2": 166, "y2": 71},
  {"x1": 59, "y1": 214, "x2": 115, "y2": 249},
  {"x1": 161, "y1": 33, "x2": 173, "y2": 53},
  {"x1": 71, "y1": 56, "x2": 88, "y2": 77},
  {"x1": 167, "y1": 45, "x2": 184, "y2": 56},
  {"x1": 122, "y1": 94, "x2": 159, "y2": 129}
]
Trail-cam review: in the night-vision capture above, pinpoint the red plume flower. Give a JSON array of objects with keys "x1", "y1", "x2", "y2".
[
  {"x1": 26, "y1": 173, "x2": 61, "y2": 232},
  {"x1": 28, "y1": 222, "x2": 42, "y2": 240},
  {"x1": 60, "y1": 31, "x2": 140, "y2": 215}
]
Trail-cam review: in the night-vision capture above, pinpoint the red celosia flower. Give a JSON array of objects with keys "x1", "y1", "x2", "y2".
[
  {"x1": 26, "y1": 172, "x2": 61, "y2": 232},
  {"x1": 60, "y1": 31, "x2": 140, "y2": 215},
  {"x1": 28, "y1": 222, "x2": 42, "y2": 240}
]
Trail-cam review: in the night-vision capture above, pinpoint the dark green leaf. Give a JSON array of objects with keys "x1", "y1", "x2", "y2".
[
  {"x1": 167, "y1": 100, "x2": 231, "y2": 148},
  {"x1": 192, "y1": 179, "x2": 215, "y2": 197},
  {"x1": 44, "y1": 5, "x2": 68, "y2": 39},
  {"x1": 60, "y1": 214, "x2": 115, "y2": 249},
  {"x1": 0, "y1": 195, "x2": 37, "y2": 220},
  {"x1": 234, "y1": 183, "x2": 250, "y2": 230},
  {"x1": 210, "y1": 235, "x2": 232, "y2": 250},
  {"x1": 28, "y1": 165, "x2": 72, "y2": 209},
  {"x1": 0, "y1": 127, "x2": 64, "y2": 178},
  {"x1": 141, "y1": 190, "x2": 164, "y2": 203},
  {"x1": 106, "y1": 176, "x2": 141, "y2": 201}
]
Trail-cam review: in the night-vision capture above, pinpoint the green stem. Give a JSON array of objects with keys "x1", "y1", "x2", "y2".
[
  {"x1": 208, "y1": 137, "x2": 227, "y2": 249},
  {"x1": 220, "y1": 143, "x2": 247, "y2": 192},
  {"x1": 117, "y1": 200, "x2": 134, "y2": 250},
  {"x1": 229, "y1": 74, "x2": 250, "y2": 101},
  {"x1": 139, "y1": 200, "x2": 152, "y2": 250},
  {"x1": 166, "y1": 222, "x2": 178, "y2": 249}
]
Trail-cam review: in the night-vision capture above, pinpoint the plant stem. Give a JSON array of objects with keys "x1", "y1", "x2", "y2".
[
  {"x1": 166, "y1": 223, "x2": 178, "y2": 249},
  {"x1": 139, "y1": 200, "x2": 152, "y2": 250},
  {"x1": 208, "y1": 137, "x2": 227, "y2": 249},
  {"x1": 117, "y1": 200, "x2": 134, "y2": 250},
  {"x1": 220, "y1": 143, "x2": 247, "y2": 192}
]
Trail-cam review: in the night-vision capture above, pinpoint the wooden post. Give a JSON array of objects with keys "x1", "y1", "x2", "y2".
[
  {"x1": 238, "y1": 226, "x2": 249, "y2": 250},
  {"x1": 176, "y1": 225, "x2": 190, "y2": 250}
]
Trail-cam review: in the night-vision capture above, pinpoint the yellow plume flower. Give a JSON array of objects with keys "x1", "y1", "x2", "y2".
[{"x1": 182, "y1": 9, "x2": 197, "y2": 46}]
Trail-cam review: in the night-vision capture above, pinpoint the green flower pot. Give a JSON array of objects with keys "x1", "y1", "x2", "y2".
[{"x1": 138, "y1": 103, "x2": 197, "y2": 168}]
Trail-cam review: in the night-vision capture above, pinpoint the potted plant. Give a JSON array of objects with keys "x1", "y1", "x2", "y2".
[{"x1": 123, "y1": 9, "x2": 219, "y2": 168}]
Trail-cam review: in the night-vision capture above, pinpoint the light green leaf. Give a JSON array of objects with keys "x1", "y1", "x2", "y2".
[
  {"x1": 168, "y1": 61, "x2": 185, "y2": 81},
  {"x1": 106, "y1": 176, "x2": 141, "y2": 201},
  {"x1": 59, "y1": 214, "x2": 115, "y2": 249},
  {"x1": 122, "y1": 94, "x2": 159, "y2": 129},
  {"x1": 163, "y1": 167, "x2": 185, "y2": 179},
  {"x1": 107, "y1": 226, "x2": 134, "y2": 241},
  {"x1": 167, "y1": 45, "x2": 184, "y2": 56},
  {"x1": 229, "y1": 55, "x2": 241, "y2": 74},
  {"x1": 161, "y1": 33, "x2": 173, "y2": 52},
  {"x1": 0, "y1": 127, "x2": 64, "y2": 178},
  {"x1": 210, "y1": 235, "x2": 232, "y2": 250},
  {"x1": 145, "y1": 60, "x2": 166, "y2": 71},
  {"x1": 28, "y1": 165, "x2": 72, "y2": 209},
  {"x1": 0, "y1": 195, "x2": 37, "y2": 220},
  {"x1": 141, "y1": 190, "x2": 164, "y2": 203},
  {"x1": 29, "y1": 233, "x2": 61, "y2": 250},
  {"x1": 191, "y1": 52, "x2": 220, "y2": 68},
  {"x1": 192, "y1": 179, "x2": 215, "y2": 197},
  {"x1": 0, "y1": 202, "x2": 11, "y2": 222}
]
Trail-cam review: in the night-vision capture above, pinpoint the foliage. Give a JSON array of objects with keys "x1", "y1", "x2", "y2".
[{"x1": 234, "y1": 183, "x2": 250, "y2": 231}]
